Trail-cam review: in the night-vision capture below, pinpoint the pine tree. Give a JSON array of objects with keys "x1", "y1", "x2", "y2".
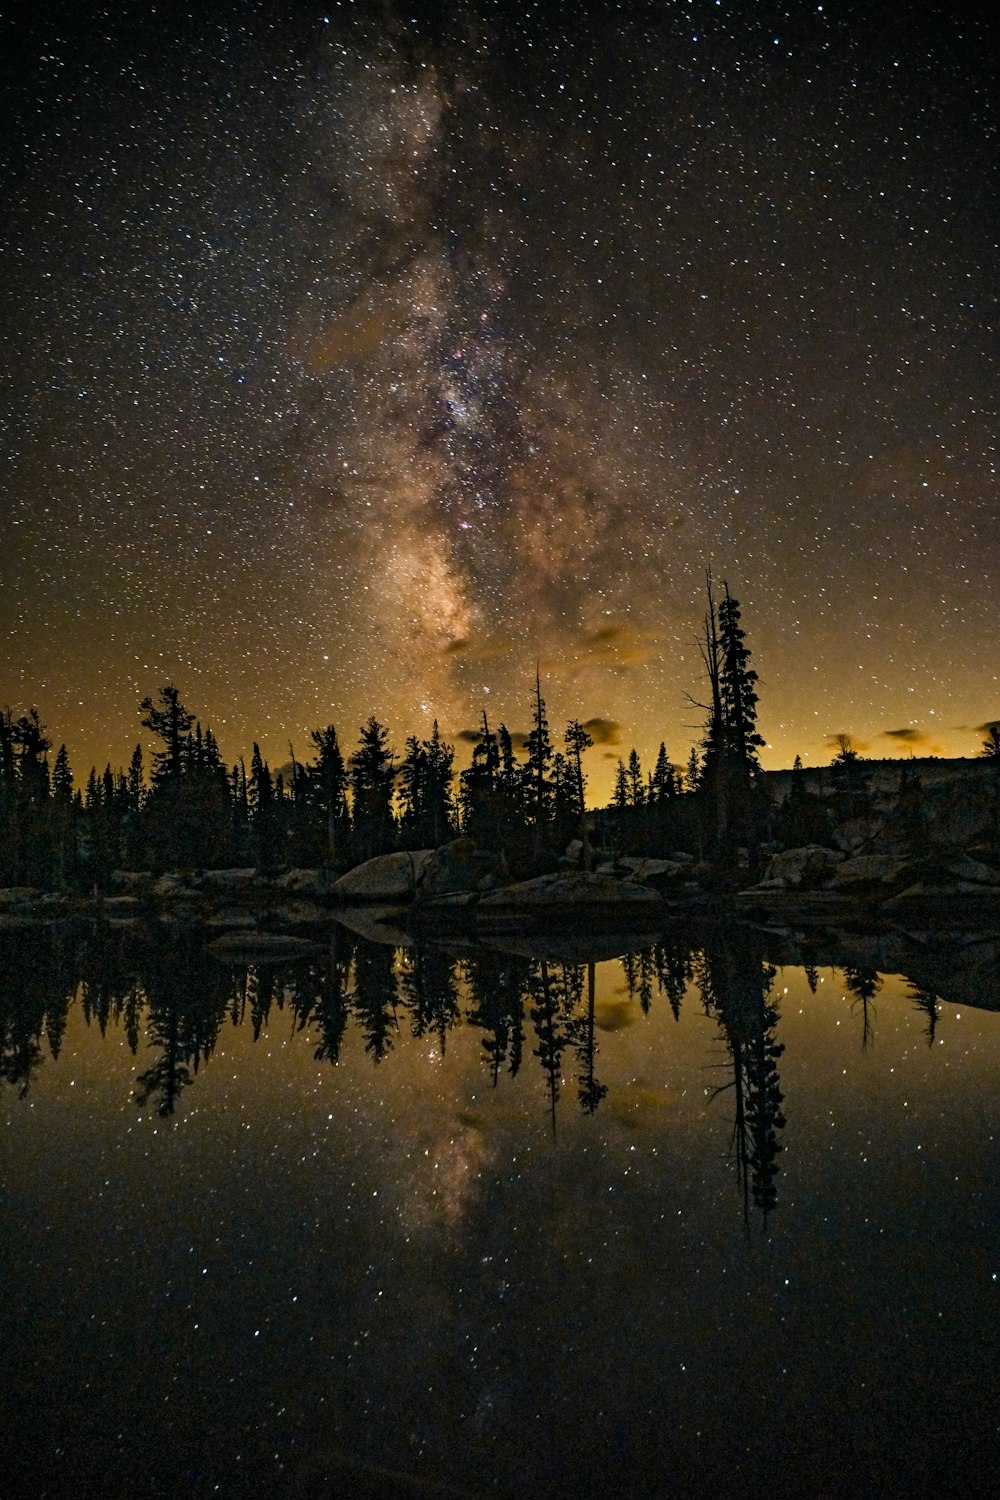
[
  {"x1": 349, "y1": 717, "x2": 395, "y2": 858},
  {"x1": 564, "y1": 719, "x2": 594, "y2": 871},
  {"x1": 525, "y1": 670, "x2": 554, "y2": 847},
  {"x1": 249, "y1": 743, "x2": 277, "y2": 869},
  {"x1": 140, "y1": 686, "x2": 195, "y2": 785},
  {"x1": 626, "y1": 747, "x2": 644, "y2": 806},
  {"x1": 460, "y1": 711, "x2": 500, "y2": 841},
  {"x1": 52, "y1": 744, "x2": 73, "y2": 804},
  {"x1": 718, "y1": 581, "x2": 764, "y2": 774},
  {"x1": 127, "y1": 744, "x2": 145, "y2": 810},
  {"x1": 651, "y1": 743, "x2": 674, "y2": 802},
  {"x1": 306, "y1": 725, "x2": 349, "y2": 865},
  {"x1": 686, "y1": 746, "x2": 701, "y2": 793},
  {"x1": 423, "y1": 721, "x2": 456, "y2": 846},
  {"x1": 690, "y1": 573, "x2": 764, "y2": 853}
]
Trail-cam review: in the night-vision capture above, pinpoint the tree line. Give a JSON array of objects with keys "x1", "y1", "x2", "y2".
[{"x1": 0, "y1": 577, "x2": 778, "y2": 889}]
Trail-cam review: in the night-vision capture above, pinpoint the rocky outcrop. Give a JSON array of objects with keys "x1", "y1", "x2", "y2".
[
  {"x1": 206, "y1": 931, "x2": 317, "y2": 958},
  {"x1": 758, "y1": 845, "x2": 845, "y2": 889},
  {"x1": 330, "y1": 850, "x2": 434, "y2": 902},
  {"x1": 477, "y1": 871, "x2": 659, "y2": 917},
  {"x1": 415, "y1": 839, "x2": 508, "y2": 897},
  {"x1": 595, "y1": 856, "x2": 695, "y2": 891},
  {"x1": 275, "y1": 868, "x2": 334, "y2": 898},
  {"x1": 828, "y1": 854, "x2": 912, "y2": 889}
]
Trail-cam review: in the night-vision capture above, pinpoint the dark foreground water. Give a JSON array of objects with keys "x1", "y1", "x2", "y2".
[{"x1": 2, "y1": 920, "x2": 998, "y2": 1499}]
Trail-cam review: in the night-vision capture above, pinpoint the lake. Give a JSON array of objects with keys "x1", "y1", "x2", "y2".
[{"x1": 2, "y1": 919, "x2": 998, "y2": 1498}]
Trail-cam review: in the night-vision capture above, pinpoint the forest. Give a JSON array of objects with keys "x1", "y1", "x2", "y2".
[{"x1": 2, "y1": 579, "x2": 997, "y2": 892}]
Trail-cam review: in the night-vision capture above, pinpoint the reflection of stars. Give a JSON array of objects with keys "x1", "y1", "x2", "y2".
[{"x1": 399, "y1": 1120, "x2": 492, "y2": 1234}]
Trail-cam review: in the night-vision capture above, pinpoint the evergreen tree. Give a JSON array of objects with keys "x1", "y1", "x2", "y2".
[
  {"x1": 626, "y1": 747, "x2": 644, "y2": 806},
  {"x1": 718, "y1": 581, "x2": 764, "y2": 774},
  {"x1": 349, "y1": 717, "x2": 395, "y2": 859},
  {"x1": 51, "y1": 744, "x2": 76, "y2": 888},
  {"x1": 398, "y1": 721, "x2": 456, "y2": 848},
  {"x1": 564, "y1": 720, "x2": 594, "y2": 870},
  {"x1": 524, "y1": 670, "x2": 554, "y2": 849},
  {"x1": 650, "y1": 743, "x2": 674, "y2": 803},
  {"x1": 140, "y1": 685, "x2": 195, "y2": 785},
  {"x1": 686, "y1": 746, "x2": 701, "y2": 793},
  {"x1": 127, "y1": 744, "x2": 145, "y2": 810},
  {"x1": 459, "y1": 711, "x2": 500, "y2": 842},
  {"x1": 690, "y1": 573, "x2": 764, "y2": 854},
  {"x1": 306, "y1": 725, "x2": 349, "y2": 866}
]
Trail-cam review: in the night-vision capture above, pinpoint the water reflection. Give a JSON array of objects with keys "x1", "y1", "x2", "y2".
[
  {"x1": 2, "y1": 920, "x2": 997, "y2": 1220},
  {"x1": 3, "y1": 918, "x2": 1000, "y2": 1498},
  {"x1": 699, "y1": 930, "x2": 785, "y2": 1219}
]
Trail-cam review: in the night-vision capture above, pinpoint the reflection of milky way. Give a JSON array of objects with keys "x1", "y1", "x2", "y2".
[
  {"x1": 1, "y1": 4, "x2": 995, "y2": 791},
  {"x1": 399, "y1": 1111, "x2": 492, "y2": 1235}
]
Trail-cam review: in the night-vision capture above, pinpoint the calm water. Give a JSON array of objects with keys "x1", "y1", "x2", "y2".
[{"x1": 2, "y1": 920, "x2": 998, "y2": 1499}]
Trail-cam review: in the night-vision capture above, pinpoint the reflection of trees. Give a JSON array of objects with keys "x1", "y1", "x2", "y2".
[
  {"x1": 699, "y1": 930, "x2": 786, "y2": 1220},
  {"x1": 288, "y1": 931, "x2": 354, "y2": 1065},
  {"x1": 622, "y1": 948, "x2": 655, "y2": 1014},
  {"x1": 529, "y1": 960, "x2": 575, "y2": 1134},
  {"x1": 399, "y1": 946, "x2": 461, "y2": 1051},
  {"x1": 78, "y1": 929, "x2": 147, "y2": 1051},
  {"x1": 133, "y1": 933, "x2": 233, "y2": 1115},
  {"x1": 842, "y1": 965, "x2": 882, "y2": 1051},
  {"x1": 0, "y1": 931, "x2": 74, "y2": 1095},
  {"x1": 909, "y1": 985, "x2": 940, "y2": 1046},
  {"x1": 652, "y1": 939, "x2": 693, "y2": 1021},
  {"x1": 565, "y1": 962, "x2": 607, "y2": 1114},
  {"x1": 465, "y1": 952, "x2": 530, "y2": 1086},
  {"x1": 350, "y1": 941, "x2": 399, "y2": 1062}
]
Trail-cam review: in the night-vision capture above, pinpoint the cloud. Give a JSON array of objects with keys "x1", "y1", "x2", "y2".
[
  {"x1": 582, "y1": 716, "x2": 622, "y2": 746},
  {"x1": 578, "y1": 624, "x2": 656, "y2": 665},
  {"x1": 976, "y1": 719, "x2": 1000, "y2": 736},
  {"x1": 880, "y1": 727, "x2": 928, "y2": 746},
  {"x1": 455, "y1": 725, "x2": 530, "y2": 750},
  {"x1": 441, "y1": 636, "x2": 505, "y2": 661}
]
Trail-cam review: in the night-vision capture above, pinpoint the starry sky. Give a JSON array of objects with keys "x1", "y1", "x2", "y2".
[{"x1": 2, "y1": 0, "x2": 996, "y2": 799}]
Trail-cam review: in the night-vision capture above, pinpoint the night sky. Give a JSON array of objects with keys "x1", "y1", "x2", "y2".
[{"x1": 2, "y1": 0, "x2": 996, "y2": 799}]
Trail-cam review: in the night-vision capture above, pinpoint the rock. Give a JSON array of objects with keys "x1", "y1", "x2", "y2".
[
  {"x1": 331, "y1": 850, "x2": 434, "y2": 902},
  {"x1": 416, "y1": 839, "x2": 508, "y2": 897},
  {"x1": 832, "y1": 817, "x2": 884, "y2": 853},
  {"x1": 477, "y1": 871, "x2": 659, "y2": 911},
  {"x1": 204, "y1": 909, "x2": 259, "y2": 929},
  {"x1": 206, "y1": 932, "x2": 316, "y2": 957},
  {"x1": 595, "y1": 857, "x2": 689, "y2": 886},
  {"x1": 110, "y1": 871, "x2": 153, "y2": 892},
  {"x1": 0, "y1": 887, "x2": 40, "y2": 907},
  {"x1": 758, "y1": 845, "x2": 845, "y2": 890},
  {"x1": 828, "y1": 855, "x2": 909, "y2": 889},
  {"x1": 199, "y1": 868, "x2": 261, "y2": 891},
  {"x1": 98, "y1": 895, "x2": 143, "y2": 914},
  {"x1": 275, "y1": 868, "x2": 332, "y2": 898},
  {"x1": 152, "y1": 873, "x2": 203, "y2": 901},
  {"x1": 949, "y1": 856, "x2": 1000, "y2": 888},
  {"x1": 333, "y1": 907, "x2": 415, "y2": 947}
]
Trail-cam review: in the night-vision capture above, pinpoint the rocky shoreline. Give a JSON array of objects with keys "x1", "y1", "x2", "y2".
[{"x1": 2, "y1": 836, "x2": 998, "y2": 949}]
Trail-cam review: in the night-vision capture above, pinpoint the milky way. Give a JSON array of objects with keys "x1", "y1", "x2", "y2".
[{"x1": 2, "y1": 1, "x2": 996, "y2": 796}]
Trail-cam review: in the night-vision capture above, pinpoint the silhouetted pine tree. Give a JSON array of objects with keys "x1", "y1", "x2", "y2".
[
  {"x1": 525, "y1": 671, "x2": 554, "y2": 855},
  {"x1": 349, "y1": 717, "x2": 395, "y2": 860},
  {"x1": 305, "y1": 725, "x2": 350, "y2": 867}
]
